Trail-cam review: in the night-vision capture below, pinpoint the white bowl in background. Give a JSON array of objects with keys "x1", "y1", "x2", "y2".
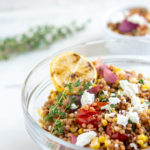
[{"x1": 102, "y1": 4, "x2": 150, "y2": 40}]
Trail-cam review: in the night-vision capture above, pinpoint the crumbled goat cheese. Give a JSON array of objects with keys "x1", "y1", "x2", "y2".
[
  {"x1": 120, "y1": 80, "x2": 140, "y2": 106},
  {"x1": 127, "y1": 111, "x2": 139, "y2": 124},
  {"x1": 109, "y1": 97, "x2": 121, "y2": 105},
  {"x1": 110, "y1": 93, "x2": 116, "y2": 97},
  {"x1": 101, "y1": 104, "x2": 110, "y2": 111},
  {"x1": 110, "y1": 11, "x2": 128, "y2": 23},
  {"x1": 117, "y1": 114, "x2": 128, "y2": 127},
  {"x1": 71, "y1": 103, "x2": 78, "y2": 110},
  {"x1": 76, "y1": 131, "x2": 97, "y2": 146},
  {"x1": 81, "y1": 91, "x2": 95, "y2": 106},
  {"x1": 130, "y1": 143, "x2": 138, "y2": 150},
  {"x1": 115, "y1": 144, "x2": 119, "y2": 148},
  {"x1": 108, "y1": 113, "x2": 116, "y2": 117},
  {"x1": 119, "y1": 110, "x2": 126, "y2": 115},
  {"x1": 103, "y1": 90, "x2": 108, "y2": 95},
  {"x1": 127, "y1": 14, "x2": 147, "y2": 25},
  {"x1": 131, "y1": 102, "x2": 148, "y2": 112}
]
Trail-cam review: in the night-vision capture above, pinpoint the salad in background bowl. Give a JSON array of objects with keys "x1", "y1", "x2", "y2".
[{"x1": 103, "y1": 5, "x2": 150, "y2": 39}]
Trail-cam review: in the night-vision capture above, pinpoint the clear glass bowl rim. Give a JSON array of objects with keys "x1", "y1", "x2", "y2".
[{"x1": 21, "y1": 39, "x2": 150, "y2": 150}]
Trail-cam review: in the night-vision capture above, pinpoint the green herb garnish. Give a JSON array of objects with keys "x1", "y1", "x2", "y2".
[
  {"x1": 101, "y1": 98, "x2": 107, "y2": 102},
  {"x1": 74, "y1": 79, "x2": 81, "y2": 87},
  {"x1": 110, "y1": 104, "x2": 115, "y2": 108},
  {"x1": 0, "y1": 20, "x2": 90, "y2": 60},
  {"x1": 78, "y1": 90, "x2": 83, "y2": 95},
  {"x1": 83, "y1": 81, "x2": 92, "y2": 89},
  {"x1": 139, "y1": 79, "x2": 144, "y2": 84},
  {"x1": 128, "y1": 120, "x2": 133, "y2": 124}
]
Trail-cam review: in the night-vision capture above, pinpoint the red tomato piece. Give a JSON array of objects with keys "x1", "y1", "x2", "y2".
[
  {"x1": 77, "y1": 102, "x2": 108, "y2": 128},
  {"x1": 106, "y1": 123, "x2": 127, "y2": 141}
]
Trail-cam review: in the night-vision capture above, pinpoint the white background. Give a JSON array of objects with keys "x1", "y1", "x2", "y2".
[{"x1": 0, "y1": 0, "x2": 150, "y2": 150}]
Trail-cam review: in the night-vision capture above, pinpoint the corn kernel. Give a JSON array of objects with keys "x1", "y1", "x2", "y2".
[
  {"x1": 78, "y1": 128, "x2": 83, "y2": 134},
  {"x1": 112, "y1": 109, "x2": 116, "y2": 113},
  {"x1": 102, "y1": 120, "x2": 108, "y2": 126},
  {"x1": 98, "y1": 79, "x2": 101, "y2": 83},
  {"x1": 116, "y1": 67, "x2": 122, "y2": 72},
  {"x1": 137, "y1": 140, "x2": 144, "y2": 147},
  {"x1": 138, "y1": 135, "x2": 148, "y2": 142},
  {"x1": 40, "y1": 123, "x2": 44, "y2": 128},
  {"x1": 70, "y1": 127, "x2": 77, "y2": 133},
  {"x1": 104, "y1": 140, "x2": 111, "y2": 147},
  {"x1": 142, "y1": 85, "x2": 149, "y2": 91},
  {"x1": 98, "y1": 136, "x2": 106, "y2": 143},
  {"x1": 74, "y1": 133, "x2": 78, "y2": 136},
  {"x1": 142, "y1": 143, "x2": 148, "y2": 148},
  {"x1": 141, "y1": 98, "x2": 145, "y2": 104},
  {"x1": 37, "y1": 108, "x2": 43, "y2": 118},
  {"x1": 114, "y1": 118, "x2": 117, "y2": 122},
  {"x1": 93, "y1": 84, "x2": 97, "y2": 87},
  {"x1": 148, "y1": 109, "x2": 150, "y2": 115},
  {"x1": 90, "y1": 137, "x2": 100, "y2": 149}
]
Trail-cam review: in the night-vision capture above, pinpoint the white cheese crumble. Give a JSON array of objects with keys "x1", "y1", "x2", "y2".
[
  {"x1": 127, "y1": 14, "x2": 147, "y2": 25},
  {"x1": 109, "y1": 97, "x2": 121, "y2": 105},
  {"x1": 103, "y1": 90, "x2": 108, "y2": 95},
  {"x1": 117, "y1": 114, "x2": 128, "y2": 127},
  {"x1": 101, "y1": 104, "x2": 110, "y2": 111},
  {"x1": 110, "y1": 11, "x2": 128, "y2": 23},
  {"x1": 71, "y1": 103, "x2": 78, "y2": 110},
  {"x1": 110, "y1": 93, "x2": 116, "y2": 97},
  {"x1": 130, "y1": 143, "x2": 138, "y2": 150},
  {"x1": 120, "y1": 80, "x2": 140, "y2": 106},
  {"x1": 81, "y1": 91, "x2": 95, "y2": 106},
  {"x1": 76, "y1": 131, "x2": 97, "y2": 147},
  {"x1": 115, "y1": 144, "x2": 119, "y2": 148},
  {"x1": 108, "y1": 113, "x2": 116, "y2": 117},
  {"x1": 127, "y1": 111, "x2": 139, "y2": 124}
]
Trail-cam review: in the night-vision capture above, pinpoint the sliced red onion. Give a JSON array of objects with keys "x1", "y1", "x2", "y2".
[
  {"x1": 71, "y1": 134, "x2": 77, "y2": 144},
  {"x1": 103, "y1": 68, "x2": 118, "y2": 84},
  {"x1": 118, "y1": 20, "x2": 139, "y2": 33},
  {"x1": 96, "y1": 64, "x2": 108, "y2": 75},
  {"x1": 88, "y1": 85, "x2": 100, "y2": 95}
]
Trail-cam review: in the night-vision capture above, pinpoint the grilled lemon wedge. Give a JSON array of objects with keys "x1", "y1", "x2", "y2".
[{"x1": 50, "y1": 52, "x2": 97, "y2": 92}]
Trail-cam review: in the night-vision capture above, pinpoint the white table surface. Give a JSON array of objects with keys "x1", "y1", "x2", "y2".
[{"x1": 0, "y1": 0, "x2": 150, "y2": 150}]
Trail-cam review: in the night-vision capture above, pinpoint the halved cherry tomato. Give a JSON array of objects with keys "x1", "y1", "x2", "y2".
[
  {"x1": 77, "y1": 102, "x2": 108, "y2": 128},
  {"x1": 106, "y1": 123, "x2": 127, "y2": 141}
]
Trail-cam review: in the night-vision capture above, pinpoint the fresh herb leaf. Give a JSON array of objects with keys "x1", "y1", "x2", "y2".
[
  {"x1": 128, "y1": 120, "x2": 133, "y2": 124},
  {"x1": 43, "y1": 115, "x2": 48, "y2": 122},
  {"x1": 74, "y1": 79, "x2": 81, "y2": 87},
  {"x1": 110, "y1": 104, "x2": 115, "y2": 108},
  {"x1": 66, "y1": 103, "x2": 71, "y2": 110},
  {"x1": 78, "y1": 90, "x2": 83, "y2": 95},
  {"x1": 139, "y1": 79, "x2": 144, "y2": 84},
  {"x1": 101, "y1": 98, "x2": 107, "y2": 102},
  {"x1": 83, "y1": 81, "x2": 92, "y2": 89}
]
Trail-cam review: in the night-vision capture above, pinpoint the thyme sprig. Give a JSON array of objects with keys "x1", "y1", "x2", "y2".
[
  {"x1": 48, "y1": 79, "x2": 92, "y2": 135},
  {"x1": 0, "y1": 20, "x2": 90, "y2": 60}
]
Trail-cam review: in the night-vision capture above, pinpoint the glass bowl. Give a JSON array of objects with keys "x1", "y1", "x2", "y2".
[{"x1": 22, "y1": 39, "x2": 150, "y2": 150}]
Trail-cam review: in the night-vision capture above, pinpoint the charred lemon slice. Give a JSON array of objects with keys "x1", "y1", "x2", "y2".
[{"x1": 50, "y1": 52, "x2": 97, "y2": 92}]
